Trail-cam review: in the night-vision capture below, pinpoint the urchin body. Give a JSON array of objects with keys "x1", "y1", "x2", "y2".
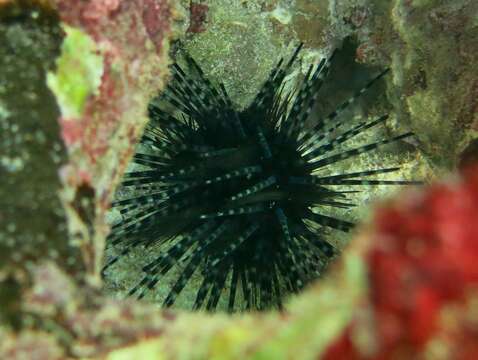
[{"x1": 105, "y1": 44, "x2": 419, "y2": 311}]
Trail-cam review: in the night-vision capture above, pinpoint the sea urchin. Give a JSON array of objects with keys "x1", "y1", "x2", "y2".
[{"x1": 104, "y1": 44, "x2": 420, "y2": 312}]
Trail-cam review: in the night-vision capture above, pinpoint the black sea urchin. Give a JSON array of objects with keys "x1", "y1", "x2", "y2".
[{"x1": 104, "y1": 44, "x2": 419, "y2": 312}]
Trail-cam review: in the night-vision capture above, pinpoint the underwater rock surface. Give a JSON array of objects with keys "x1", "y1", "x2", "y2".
[{"x1": 0, "y1": 0, "x2": 477, "y2": 358}]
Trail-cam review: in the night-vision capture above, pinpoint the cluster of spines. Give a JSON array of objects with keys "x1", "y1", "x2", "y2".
[{"x1": 104, "y1": 43, "x2": 420, "y2": 311}]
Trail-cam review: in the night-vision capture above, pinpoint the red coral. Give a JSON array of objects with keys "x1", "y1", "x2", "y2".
[
  {"x1": 323, "y1": 325, "x2": 361, "y2": 360},
  {"x1": 325, "y1": 164, "x2": 478, "y2": 359}
]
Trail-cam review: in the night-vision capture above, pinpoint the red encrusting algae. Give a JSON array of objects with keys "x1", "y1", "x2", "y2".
[
  {"x1": 50, "y1": 0, "x2": 175, "y2": 277},
  {"x1": 325, "y1": 164, "x2": 478, "y2": 359},
  {"x1": 187, "y1": 2, "x2": 208, "y2": 33}
]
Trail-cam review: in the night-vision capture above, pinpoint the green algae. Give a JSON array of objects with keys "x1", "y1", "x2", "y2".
[
  {"x1": 181, "y1": 0, "x2": 292, "y2": 108},
  {"x1": 47, "y1": 25, "x2": 104, "y2": 119}
]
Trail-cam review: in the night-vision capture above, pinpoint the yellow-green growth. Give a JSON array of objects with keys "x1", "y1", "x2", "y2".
[{"x1": 47, "y1": 25, "x2": 103, "y2": 118}]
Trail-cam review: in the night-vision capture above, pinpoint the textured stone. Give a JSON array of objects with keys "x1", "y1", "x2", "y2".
[{"x1": 0, "y1": 2, "x2": 83, "y2": 328}]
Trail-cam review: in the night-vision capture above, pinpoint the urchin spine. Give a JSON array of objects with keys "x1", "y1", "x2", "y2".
[{"x1": 104, "y1": 44, "x2": 420, "y2": 311}]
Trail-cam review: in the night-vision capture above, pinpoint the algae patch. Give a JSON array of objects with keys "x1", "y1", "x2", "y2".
[{"x1": 47, "y1": 25, "x2": 103, "y2": 119}]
